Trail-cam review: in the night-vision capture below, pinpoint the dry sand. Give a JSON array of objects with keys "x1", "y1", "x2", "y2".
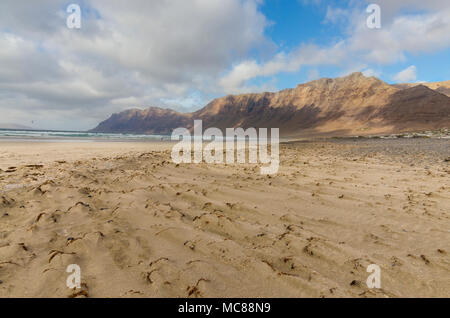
[{"x1": 0, "y1": 140, "x2": 449, "y2": 298}]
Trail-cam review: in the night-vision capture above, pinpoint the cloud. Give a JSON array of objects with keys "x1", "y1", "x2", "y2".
[
  {"x1": 348, "y1": 7, "x2": 450, "y2": 64},
  {"x1": 393, "y1": 65, "x2": 417, "y2": 82},
  {"x1": 219, "y1": 2, "x2": 450, "y2": 92},
  {"x1": 219, "y1": 42, "x2": 346, "y2": 93},
  {"x1": 364, "y1": 0, "x2": 450, "y2": 23},
  {"x1": 307, "y1": 69, "x2": 320, "y2": 81},
  {"x1": 299, "y1": 0, "x2": 322, "y2": 6},
  {"x1": 323, "y1": 6, "x2": 352, "y2": 25},
  {"x1": 0, "y1": 0, "x2": 270, "y2": 130},
  {"x1": 0, "y1": 0, "x2": 449, "y2": 130}
]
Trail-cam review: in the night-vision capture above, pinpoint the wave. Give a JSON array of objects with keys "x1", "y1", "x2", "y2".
[{"x1": 0, "y1": 129, "x2": 170, "y2": 141}]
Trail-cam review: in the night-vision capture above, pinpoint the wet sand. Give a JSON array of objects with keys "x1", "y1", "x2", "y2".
[{"x1": 0, "y1": 139, "x2": 449, "y2": 297}]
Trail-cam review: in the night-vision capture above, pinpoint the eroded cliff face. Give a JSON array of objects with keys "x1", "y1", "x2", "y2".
[{"x1": 91, "y1": 73, "x2": 450, "y2": 137}]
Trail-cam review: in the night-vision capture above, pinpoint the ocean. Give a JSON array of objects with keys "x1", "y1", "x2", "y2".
[{"x1": 0, "y1": 129, "x2": 170, "y2": 142}]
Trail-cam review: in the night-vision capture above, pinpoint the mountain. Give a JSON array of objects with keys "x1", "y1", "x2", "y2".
[
  {"x1": 91, "y1": 107, "x2": 190, "y2": 135},
  {"x1": 91, "y1": 73, "x2": 450, "y2": 137},
  {"x1": 393, "y1": 81, "x2": 450, "y2": 97},
  {"x1": 0, "y1": 123, "x2": 33, "y2": 130}
]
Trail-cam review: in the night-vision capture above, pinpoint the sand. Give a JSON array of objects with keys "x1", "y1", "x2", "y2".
[{"x1": 0, "y1": 139, "x2": 449, "y2": 298}]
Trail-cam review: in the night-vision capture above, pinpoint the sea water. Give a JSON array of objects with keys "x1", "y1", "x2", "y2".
[{"x1": 0, "y1": 129, "x2": 170, "y2": 142}]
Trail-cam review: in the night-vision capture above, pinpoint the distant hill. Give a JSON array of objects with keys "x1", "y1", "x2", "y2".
[
  {"x1": 0, "y1": 123, "x2": 34, "y2": 130},
  {"x1": 393, "y1": 81, "x2": 450, "y2": 97},
  {"x1": 91, "y1": 73, "x2": 450, "y2": 138}
]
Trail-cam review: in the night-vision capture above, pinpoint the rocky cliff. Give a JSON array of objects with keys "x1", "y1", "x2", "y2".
[{"x1": 91, "y1": 73, "x2": 450, "y2": 137}]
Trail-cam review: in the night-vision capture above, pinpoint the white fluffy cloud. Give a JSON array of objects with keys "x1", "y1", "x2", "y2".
[
  {"x1": 0, "y1": 0, "x2": 449, "y2": 130},
  {"x1": 349, "y1": 6, "x2": 450, "y2": 64},
  {"x1": 365, "y1": 0, "x2": 450, "y2": 22},
  {"x1": 393, "y1": 65, "x2": 417, "y2": 82},
  {"x1": 219, "y1": 1, "x2": 450, "y2": 93},
  {"x1": 219, "y1": 42, "x2": 346, "y2": 93},
  {"x1": 0, "y1": 0, "x2": 269, "y2": 130}
]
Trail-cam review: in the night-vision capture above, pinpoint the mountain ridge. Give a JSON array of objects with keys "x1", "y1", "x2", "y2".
[
  {"x1": 393, "y1": 81, "x2": 450, "y2": 97},
  {"x1": 91, "y1": 73, "x2": 450, "y2": 137}
]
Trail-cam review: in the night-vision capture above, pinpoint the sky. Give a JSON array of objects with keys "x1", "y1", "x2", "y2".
[{"x1": 0, "y1": 0, "x2": 449, "y2": 131}]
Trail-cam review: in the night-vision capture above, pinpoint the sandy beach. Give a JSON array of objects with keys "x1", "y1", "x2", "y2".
[{"x1": 0, "y1": 139, "x2": 449, "y2": 297}]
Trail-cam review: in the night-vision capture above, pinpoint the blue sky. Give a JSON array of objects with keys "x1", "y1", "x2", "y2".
[
  {"x1": 0, "y1": 0, "x2": 449, "y2": 130},
  {"x1": 254, "y1": 0, "x2": 450, "y2": 89},
  {"x1": 260, "y1": 0, "x2": 343, "y2": 88},
  {"x1": 262, "y1": 1, "x2": 343, "y2": 50}
]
